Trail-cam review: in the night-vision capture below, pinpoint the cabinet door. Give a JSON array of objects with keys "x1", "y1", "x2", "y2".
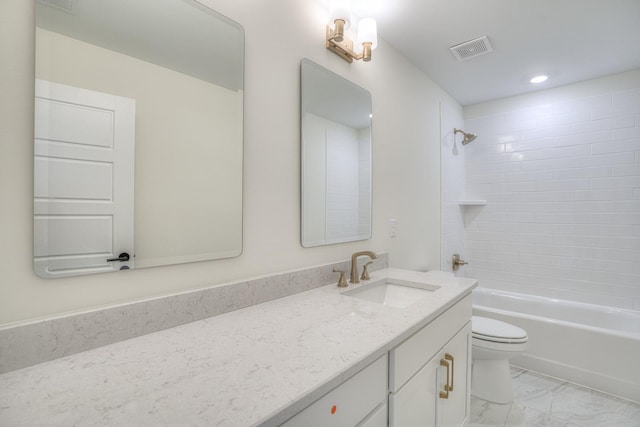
[
  {"x1": 389, "y1": 355, "x2": 438, "y2": 427},
  {"x1": 437, "y1": 322, "x2": 471, "y2": 427}
]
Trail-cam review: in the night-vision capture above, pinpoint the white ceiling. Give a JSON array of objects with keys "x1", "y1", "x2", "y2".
[{"x1": 353, "y1": 0, "x2": 640, "y2": 106}]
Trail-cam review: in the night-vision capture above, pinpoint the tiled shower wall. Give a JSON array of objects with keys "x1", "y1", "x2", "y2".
[{"x1": 463, "y1": 86, "x2": 640, "y2": 310}]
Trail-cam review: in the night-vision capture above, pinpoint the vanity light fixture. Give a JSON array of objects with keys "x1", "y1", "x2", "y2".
[{"x1": 326, "y1": 0, "x2": 378, "y2": 63}]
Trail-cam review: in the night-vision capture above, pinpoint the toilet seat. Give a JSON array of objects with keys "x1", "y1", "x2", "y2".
[{"x1": 472, "y1": 316, "x2": 528, "y2": 344}]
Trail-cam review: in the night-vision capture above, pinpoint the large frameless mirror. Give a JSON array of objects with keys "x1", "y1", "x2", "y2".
[
  {"x1": 34, "y1": 0, "x2": 244, "y2": 278},
  {"x1": 300, "y1": 59, "x2": 372, "y2": 247}
]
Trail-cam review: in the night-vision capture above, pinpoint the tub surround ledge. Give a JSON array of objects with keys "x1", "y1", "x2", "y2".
[{"x1": 0, "y1": 268, "x2": 476, "y2": 426}]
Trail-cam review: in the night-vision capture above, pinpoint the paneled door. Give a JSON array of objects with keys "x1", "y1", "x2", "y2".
[{"x1": 34, "y1": 80, "x2": 135, "y2": 278}]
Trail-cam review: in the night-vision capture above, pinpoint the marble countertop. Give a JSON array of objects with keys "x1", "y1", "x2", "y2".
[{"x1": 0, "y1": 268, "x2": 476, "y2": 426}]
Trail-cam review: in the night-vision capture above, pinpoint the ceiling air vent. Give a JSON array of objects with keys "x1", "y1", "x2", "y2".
[
  {"x1": 37, "y1": 0, "x2": 79, "y2": 15},
  {"x1": 449, "y1": 36, "x2": 493, "y2": 61}
]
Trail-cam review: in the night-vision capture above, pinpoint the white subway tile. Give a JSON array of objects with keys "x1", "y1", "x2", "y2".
[
  {"x1": 591, "y1": 175, "x2": 640, "y2": 189},
  {"x1": 552, "y1": 166, "x2": 612, "y2": 180},
  {"x1": 612, "y1": 115, "x2": 637, "y2": 129},
  {"x1": 591, "y1": 105, "x2": 638, "y2": 120},
  {"x1": 614, "y1": 126, "x2": 640, "y2": 140},
  {"x1": 508, "y1": 232, "x2": 553, "y2": 244},
  {"x1": 506, "y1": 138, "x2": 556, "y2": 153},
  {"x1": 572, "y1": 115, "x2": 634, "y2": 134},
  {"x1": 552, "y1": 200, "x2": 640, "y2": 213},
  {"x1": 465, "y1": 222, "x2": 508, "y2": 233},
  {"x1": 591, "y1": 213, "x2": 640, "y2": 225},
  {"x1": 613, "y1": 88, "x2": 640, "y2": 110},
  {"x1": 492, "y1": 202, "x2": 552, "y2": 213},
  {"x1": 592, "y1": 138, "x2": 640, "y2": 155},
  {"x1": 495, "y1": 133, "x2": 521, "y2": 144},
  {"x1": 467, "y1": 162, "x2": 521, "y2": 174},
  {"x1": 551, "y1": 223, "x2": 634, "y2": 237},
  {"x1": 521, "y1": 152, "x2": 633, "y2": 171},
  {"x1": 464, "y1": 90, "x2": 640, "y2": 309},
  {"x1": 504, "y1": 170, "x2": 553, "y2": 182},
  {"x1": 552, "y1": 234, "x2": 640, "y2": 250},
  {"x1": 470, "y1": 173, "x2": 505, "y2": 184},
  {"x1": 504, "y1": 222, "x2": 552, "y2": 234},
  {"x1": 464, "y1": 239, "x2": 516, "y2": 253},
  {"x1": 535, "y1": 213, "x2": 593, "y2": 224},
  {"x1": 519, "y1": 189, "x2": 632, "y2": 202},
  {"x1": 501, "y1": 212, "x2": 537, "y2": 222},
  {"x1": 504, "y1": 181, "x2": 538, "y2": 192},
  {"x1": 504, "y1": 107, "x2": 549, "y2": 122},
  {"x1": 465, "y1": 231, "x2": 503, "y2": 241},
  {"x1": 484, "y1": 192, "x2": 521, "y2": 202},
  {"x1": 522, "y1": 125, "x2": 571, "y2": 141},
  {"x1": 536, "y1": 144, "x2": 591, "y2": 160},
  {"x1": 553, "y1": 130, "x2": 611, "y2": 148},
  {"x1": 537, "y1": 109, "x2": 590, "y2": 128},
  {"x1": 553, "y1": 94, "x2": 612, "y2": 114},
  {"x1": 535, "y1": 179, "x2": 591, "y2": 192},
  {"x1": 613, "y1": 163, "x2": 640, "y2": 176}
]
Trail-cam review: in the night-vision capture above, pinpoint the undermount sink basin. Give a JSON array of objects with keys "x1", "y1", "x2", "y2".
[{"x1": 343, "y1": 278, "x2": 439, "y2": 308}]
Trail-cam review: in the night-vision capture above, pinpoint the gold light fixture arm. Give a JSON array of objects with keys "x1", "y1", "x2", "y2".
[{"x1": 326, "y1": 25, "x2": 365, "y2": 63}]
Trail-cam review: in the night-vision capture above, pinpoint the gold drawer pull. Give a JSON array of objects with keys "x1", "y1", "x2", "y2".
[
  {"x1": 445, "y1": 353, "x2": 454, "y2": 391},
  {"x1": 439, "y1": 358, "x2": 450, "y2": 399}
]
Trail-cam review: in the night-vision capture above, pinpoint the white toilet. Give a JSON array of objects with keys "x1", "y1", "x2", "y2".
[{"x1": 471, "y1": 315, "x2": 528, "y2": 404}]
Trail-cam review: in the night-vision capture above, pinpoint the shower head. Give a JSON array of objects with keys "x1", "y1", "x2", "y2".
[{"x1": 453, "y1": 128, "x2": 477, "y2": 145}]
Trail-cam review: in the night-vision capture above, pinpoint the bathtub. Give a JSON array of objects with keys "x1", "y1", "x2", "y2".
[{"x1": 472, "y1": 287, "x2": 640, "y2": 403}]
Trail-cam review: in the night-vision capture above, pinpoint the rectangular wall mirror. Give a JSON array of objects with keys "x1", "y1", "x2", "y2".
[
  {"x1": 300, "y1": 59, "x2": 372, "y2": 247},
  {"x1": 34, "y1": 0, "x2": 244, "y2": 278}
]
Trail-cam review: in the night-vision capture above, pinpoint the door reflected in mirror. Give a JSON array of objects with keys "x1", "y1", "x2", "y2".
[
  {"x1": 300, "y1": 59, "x2": 372, "y2": 247},
  {"x1": 34, "y1": 0, "x2": 244, "y2": 278}
]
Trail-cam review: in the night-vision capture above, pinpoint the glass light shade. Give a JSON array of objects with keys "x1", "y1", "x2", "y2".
[
  {"x1": 357, "y1": 18, "x2": 378, "y2": 50},
  {"x1": 329, "y1": 0, "x2": 351, "y2": 29}
]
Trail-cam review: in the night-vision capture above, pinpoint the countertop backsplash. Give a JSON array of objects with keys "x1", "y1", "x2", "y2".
[{"x1": 0, "y1": 253, "x2": 388, "y2": 374}]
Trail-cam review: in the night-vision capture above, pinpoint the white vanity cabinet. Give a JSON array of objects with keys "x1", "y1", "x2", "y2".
[
  {"x1": 282, "y1": 354, "x2": 388, "y2": 427},
  {"x1": 282, "y1": 294, "x2": 472, "y2": 427},
  {"x1": 389, "y1": 295, "x2": 472, "y2": 427}
]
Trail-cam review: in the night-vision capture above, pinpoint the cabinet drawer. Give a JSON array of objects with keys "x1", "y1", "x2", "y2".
[
  {"x1": 389, "y1": 295, "x2": 471, "y2": 392},
  {"x1": 283, "y1": 354, "x2": 388, "y2": 427},
  {"x1": 358, "y1": 402, "x2": 387, "y2": 427}
]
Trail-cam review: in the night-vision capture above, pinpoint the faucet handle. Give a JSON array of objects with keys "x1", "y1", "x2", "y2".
[
  {"x1": 360, "y1": 261, "x2": 374, "y2": 281},
  {"x1": 452, "y1": 253, "x2": 468, "y2": 272},
  {"x1": 333, "y1": 269, "x2": 348, "y2": 288}
]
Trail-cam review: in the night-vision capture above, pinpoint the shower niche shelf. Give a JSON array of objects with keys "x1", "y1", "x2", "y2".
[{"x1": 458, "y1": 200, "x2": 486, "y2": 227}]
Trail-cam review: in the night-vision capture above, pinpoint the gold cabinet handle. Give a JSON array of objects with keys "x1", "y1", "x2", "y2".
[
  {"x1": 439, "y1": 358, "x2": 450, "y2": 399},
  {"x1": 445, "y1": 353, "x2": 454, "y2": 391}
]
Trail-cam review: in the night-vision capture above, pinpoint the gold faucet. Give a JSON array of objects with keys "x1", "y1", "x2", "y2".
[{"x1": 350, "y1": 251, "x2": 377, "y2": 284}]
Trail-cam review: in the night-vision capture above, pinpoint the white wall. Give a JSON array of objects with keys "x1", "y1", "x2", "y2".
[
  {"x1": 0, "y1": 0, "x2": 460, "y2": 325},
  {"x1": 463, "y1": 70, "x2": 640, "y2": 310}
]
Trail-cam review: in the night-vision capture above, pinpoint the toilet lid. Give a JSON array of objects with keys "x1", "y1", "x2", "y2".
[{"x1": 472, "y1": 316, "x2": 528, "y2": 343}]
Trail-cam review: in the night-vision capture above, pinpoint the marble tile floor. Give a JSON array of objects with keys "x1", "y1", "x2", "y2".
[{"x1": 469, "y1": 367, "x2": 640, "y2": 426}]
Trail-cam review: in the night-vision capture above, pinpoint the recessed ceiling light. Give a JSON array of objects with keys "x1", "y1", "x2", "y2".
[{"x1": 530, "y1": 75, "x2": 549, "y2": 84}]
